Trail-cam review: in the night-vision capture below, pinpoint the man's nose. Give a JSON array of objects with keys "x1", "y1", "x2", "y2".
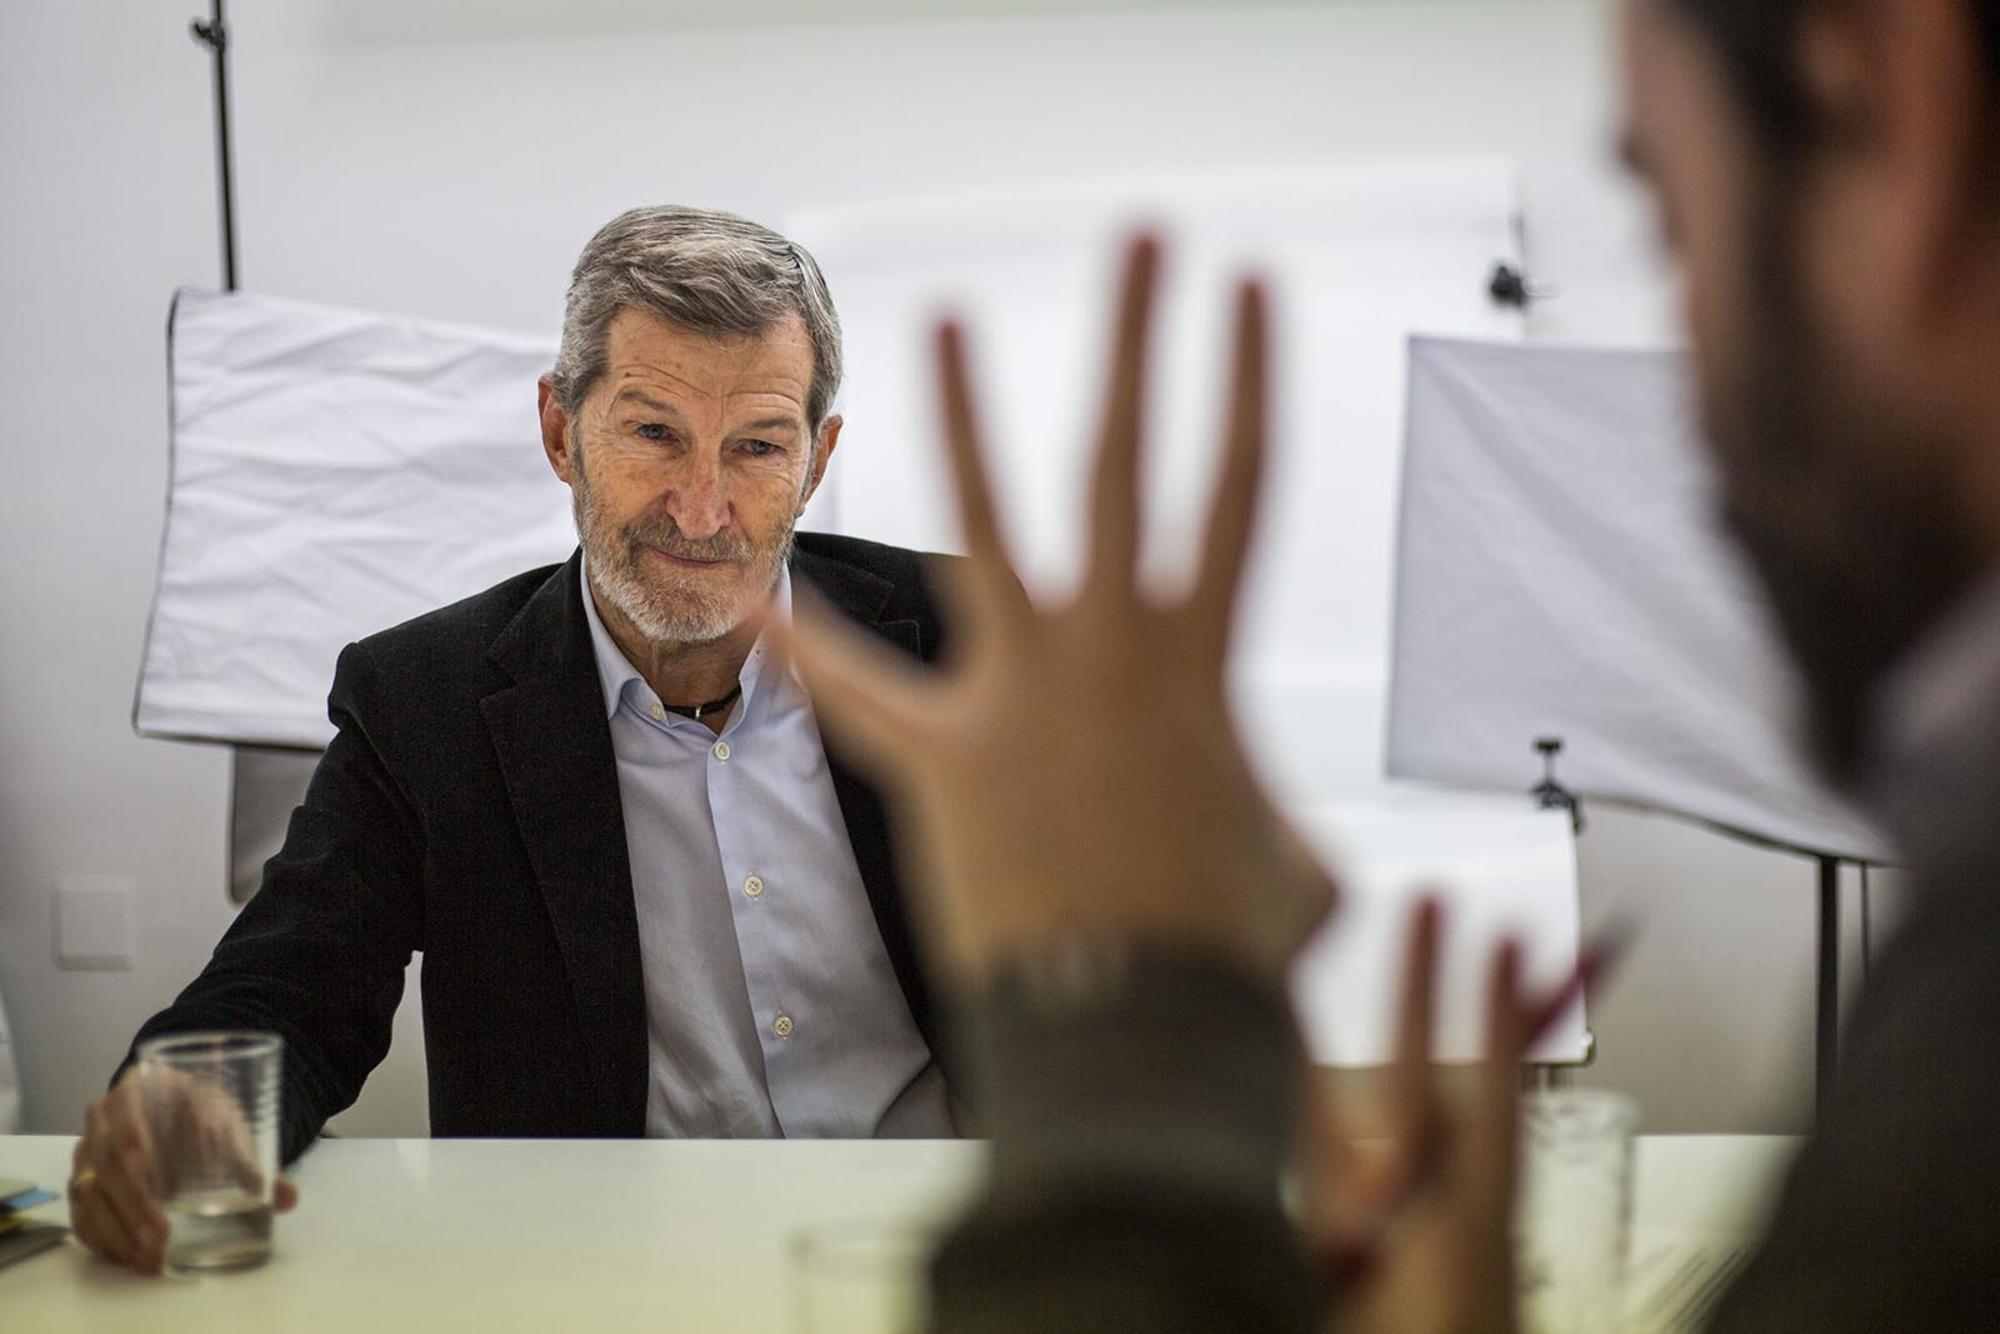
[{"x1": 662, "y1": 457, "x2": 730, "y2": 541}]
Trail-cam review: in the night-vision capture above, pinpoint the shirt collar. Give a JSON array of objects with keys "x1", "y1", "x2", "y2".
[{"x1": 578, "y1": 556, "x2": 793, "y2": 723}]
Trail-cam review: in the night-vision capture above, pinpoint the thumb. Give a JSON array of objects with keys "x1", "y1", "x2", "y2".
[
  {"x1": 1300, "y1": 1074, "x2": 1377, "y2": 1258},
  {"x1": 275, "y1": 1176, "x2": 299, "y2": 1212}
]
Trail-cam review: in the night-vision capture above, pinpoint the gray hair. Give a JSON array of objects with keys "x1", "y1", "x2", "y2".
[{"x1": 550, "y1": 205, "x2": 843, "y2": 431}]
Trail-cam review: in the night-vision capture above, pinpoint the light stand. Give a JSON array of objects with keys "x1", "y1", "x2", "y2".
[
  {"x1": 1532, "y1": 738, "x2": 1855, "y2": 1114},
  {"x1": 189, "y1": 0, "x2": 238, "y2": 292},
  {"x1": 1816, "y1": 854, "x2": 1840, "y2": 1114}
]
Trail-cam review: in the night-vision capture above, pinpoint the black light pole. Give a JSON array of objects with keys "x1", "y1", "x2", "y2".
[
  {"x1": 189, "y1": 0, "x2": 238, "y2": 292},
  {"x1": 1817, "y1": 854, "x2": 1841, "y2": 1114},
  {"x1": 190, "y1": 0, "x2": 250, "y2": 915}
]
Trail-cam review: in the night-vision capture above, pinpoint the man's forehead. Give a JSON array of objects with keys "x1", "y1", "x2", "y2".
[
  {"x1": 1616, "y1": 1, "x2": 1744, "y2": 175},
  {"x1": 600, "y1": 306, "x2": 812, "y2": 411},
  {"x1": 1617, "y1": 3, "x2": 1705, "y2": 166}
]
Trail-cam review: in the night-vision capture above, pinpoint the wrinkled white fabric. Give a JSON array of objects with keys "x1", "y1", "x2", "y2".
[
  {"x1": 1388, "y1": 336, "x2": 1889, "y2": 863},
  {"x1": 137, "y1": 288, "x2": 571, "y2": 747}
]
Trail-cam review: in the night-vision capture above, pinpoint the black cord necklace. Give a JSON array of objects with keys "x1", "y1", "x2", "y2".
[{"x1": 659, "y1": 683, "x2": 743, "y2": 721}]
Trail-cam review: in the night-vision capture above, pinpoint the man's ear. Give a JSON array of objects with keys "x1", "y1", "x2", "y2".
[
  {"x1": 538, "y1": 375, "x2": 577, "y2": 484},
  {"x1": 801, "y1": 414, "x2": 843, "y2": 508}
]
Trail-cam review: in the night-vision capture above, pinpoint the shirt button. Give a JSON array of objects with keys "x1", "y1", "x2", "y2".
[
  {"x1": 743, "y1": 875, "x2": 765, "y2": 899},
  {"x1": 773, "y1": 1013, "x2": 794, "y2": 1039},
  {"x1": 712, "y1": 740, "x2": 731, "y2": 762},
  {"x1": 649, "y1": 702, "x2": 666, "y2": 721}
]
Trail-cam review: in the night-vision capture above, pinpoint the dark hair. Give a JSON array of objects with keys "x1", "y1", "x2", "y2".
[{"x1": 1668, "y1": 0, "x2": 2000, "y2": 147}]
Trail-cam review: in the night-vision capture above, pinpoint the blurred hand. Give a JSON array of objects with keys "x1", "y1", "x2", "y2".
[
  {"x1": 70, "y1": 1065, "x2": 298, "y2": 1274},
  {"x1": 778, "y1": 237, "x2": 1337, "y2": 986},
  {"x1": 1304, "y1": 900, "x2": 1529, "y2": 1334}
]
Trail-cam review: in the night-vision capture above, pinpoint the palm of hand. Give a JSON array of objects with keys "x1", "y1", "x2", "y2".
[{"x1": 904, "y1": 594, "x2": 1324, "y2": 980}]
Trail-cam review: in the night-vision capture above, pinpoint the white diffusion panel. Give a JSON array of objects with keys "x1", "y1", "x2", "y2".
[
  {"x1": 137, "y1": 289, "x2": 569, "y2": 748},
  {"x1": 792, "y1": 160, "x2": 1526, "y2": 805},
  {"x1": 1387, "y1": 337, "x2": 1889, "y2": 863}
]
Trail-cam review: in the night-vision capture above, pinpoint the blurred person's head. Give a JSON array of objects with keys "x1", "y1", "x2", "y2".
[
  {"x1": 1620, "y1": 0, "x2": 2000, "y2": 780},
  {"x1": 537, "y1": 205, "x2": 845, "y2": 648}
]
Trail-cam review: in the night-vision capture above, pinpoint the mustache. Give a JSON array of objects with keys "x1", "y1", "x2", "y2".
[{"x1": 621, "y1": 515, "x2": 755, "y2": 564}]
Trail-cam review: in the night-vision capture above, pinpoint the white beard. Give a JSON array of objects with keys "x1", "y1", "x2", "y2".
[{"x1": 571, "y1": 448, "x2": 797, "y2": 647}]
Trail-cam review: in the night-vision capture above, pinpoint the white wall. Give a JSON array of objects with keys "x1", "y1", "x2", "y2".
[{"x1": 1, "y1": 0, "x2": 1852, "y2": 1139}]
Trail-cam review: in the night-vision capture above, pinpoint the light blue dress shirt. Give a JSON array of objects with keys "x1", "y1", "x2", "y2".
[{"x1": 580, "y1": 562, "x2": 952, "y2": 1138}]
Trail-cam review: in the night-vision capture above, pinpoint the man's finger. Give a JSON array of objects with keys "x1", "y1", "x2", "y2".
[
  {"x1": 776, "y1": 590, "x2": 935, "y2": 769},
  {"x1": 71, "y1": 1182, "x2": 144, "y2": 1270},
  {"x1": 1482, "y1": 938, "x2": 1529, "y2": 1077},
  {"x1": 103, "y1": 1078, "x2": 150, "y2": 1154},
  {"x1": 1298, "y1": 1069, "x2": 1401, "y2": 1271},
  {"x1": 1084, "y1": 234, "x2": 1161, "y2": 601},
  {"x1": 1465, "y1": 939, "x2": 1527, "y2": 1222},
  {"x1": 275, "y1": 1176, "x2": 299, "y2": 1213},
  {"x1": 1297, "y1": 1072, "x2": 1349, "y2": 1233},
  {"x1": 1189, "y1": 278, "x2": 1269, "y2": 665},
  {"x1": 934, "y1": 322, "x2": 1030, "y2": 634},
  {"x1": 83, "y1": 1102, "x2": 165, "y2": 1268},
  {"x1": 103, "y1": 1079, "x2": 164, "y2": 1196},
  {"x1": 1385, "y1": 895, "x2": 1444, "y2": 1192}
]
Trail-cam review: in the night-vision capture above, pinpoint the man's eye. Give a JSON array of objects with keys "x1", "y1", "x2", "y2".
[
  {"x1": 635, "y1": 423, "x2": 669, "y2": 441},
  {"x1": 742, "y1": 439, "x2": 781, "y2": 457}
]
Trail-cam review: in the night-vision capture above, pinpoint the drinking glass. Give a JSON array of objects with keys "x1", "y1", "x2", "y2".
[
  {"x1": 1515, "y1": 1088, "x2": 1640, "y2": 1334},
  {"x1": 791, "y1": 1219, "x2": 939, "y2": 1334},
  {"x1": 136, "y1": 1031, "x2": 283, "y2": 1274}
]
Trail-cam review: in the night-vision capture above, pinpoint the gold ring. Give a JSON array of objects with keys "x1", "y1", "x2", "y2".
[{"x1": 71, "y1": 1167, "x2": 98, "y2": 1192}]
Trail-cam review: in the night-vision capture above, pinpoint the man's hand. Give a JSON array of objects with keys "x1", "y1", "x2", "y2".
[
  {"x1": 779, "y1": 237, "x2": 1337, "y2": 986},
  {"x1": 70, "y1": 1066, "x2": 299, "y2": 1274},
  {"x1": 1305, "y1": 900, "x2": 1529, "y2": 1334}
]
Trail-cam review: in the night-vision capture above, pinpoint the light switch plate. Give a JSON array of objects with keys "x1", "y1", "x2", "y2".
[{"x1": 55, "y1": 874, "x2": 136, "y2": 971}]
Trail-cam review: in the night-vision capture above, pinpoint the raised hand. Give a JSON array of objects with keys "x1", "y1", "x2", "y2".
[{"x1": 777, "y1": 236, "x2": 1337, "y2": 986}]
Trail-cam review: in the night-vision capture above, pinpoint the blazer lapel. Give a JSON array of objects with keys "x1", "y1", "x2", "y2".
[
  {"x1": 480, "y1": 552, "x2": 648, "y2": 1135},
  {"x1": 789, "y1": 549, "x2": 943, "y2": 1056}
]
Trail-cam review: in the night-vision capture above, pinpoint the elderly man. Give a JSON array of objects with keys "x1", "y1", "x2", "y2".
[
  {"x1": 69, "y1": 207, "x2": 957, "y2": 1273},
  {"x1": 785, "y1": 0, "x2": 2000, "y2": 1331}
]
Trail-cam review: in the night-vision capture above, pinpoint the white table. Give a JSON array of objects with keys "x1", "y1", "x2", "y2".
[{"x1": 0, "y1": 1135, "x2": 1796, "y2": 1332}]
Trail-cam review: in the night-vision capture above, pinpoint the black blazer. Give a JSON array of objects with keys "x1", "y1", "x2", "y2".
[{"x1": 130, "y1": 533, "x2": 953, "y2": 1163}]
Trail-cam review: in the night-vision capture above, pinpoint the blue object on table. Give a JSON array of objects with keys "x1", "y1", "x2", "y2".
[{"x1": 1, "y1": 1187, "x2": 56, "y2": 1213}]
